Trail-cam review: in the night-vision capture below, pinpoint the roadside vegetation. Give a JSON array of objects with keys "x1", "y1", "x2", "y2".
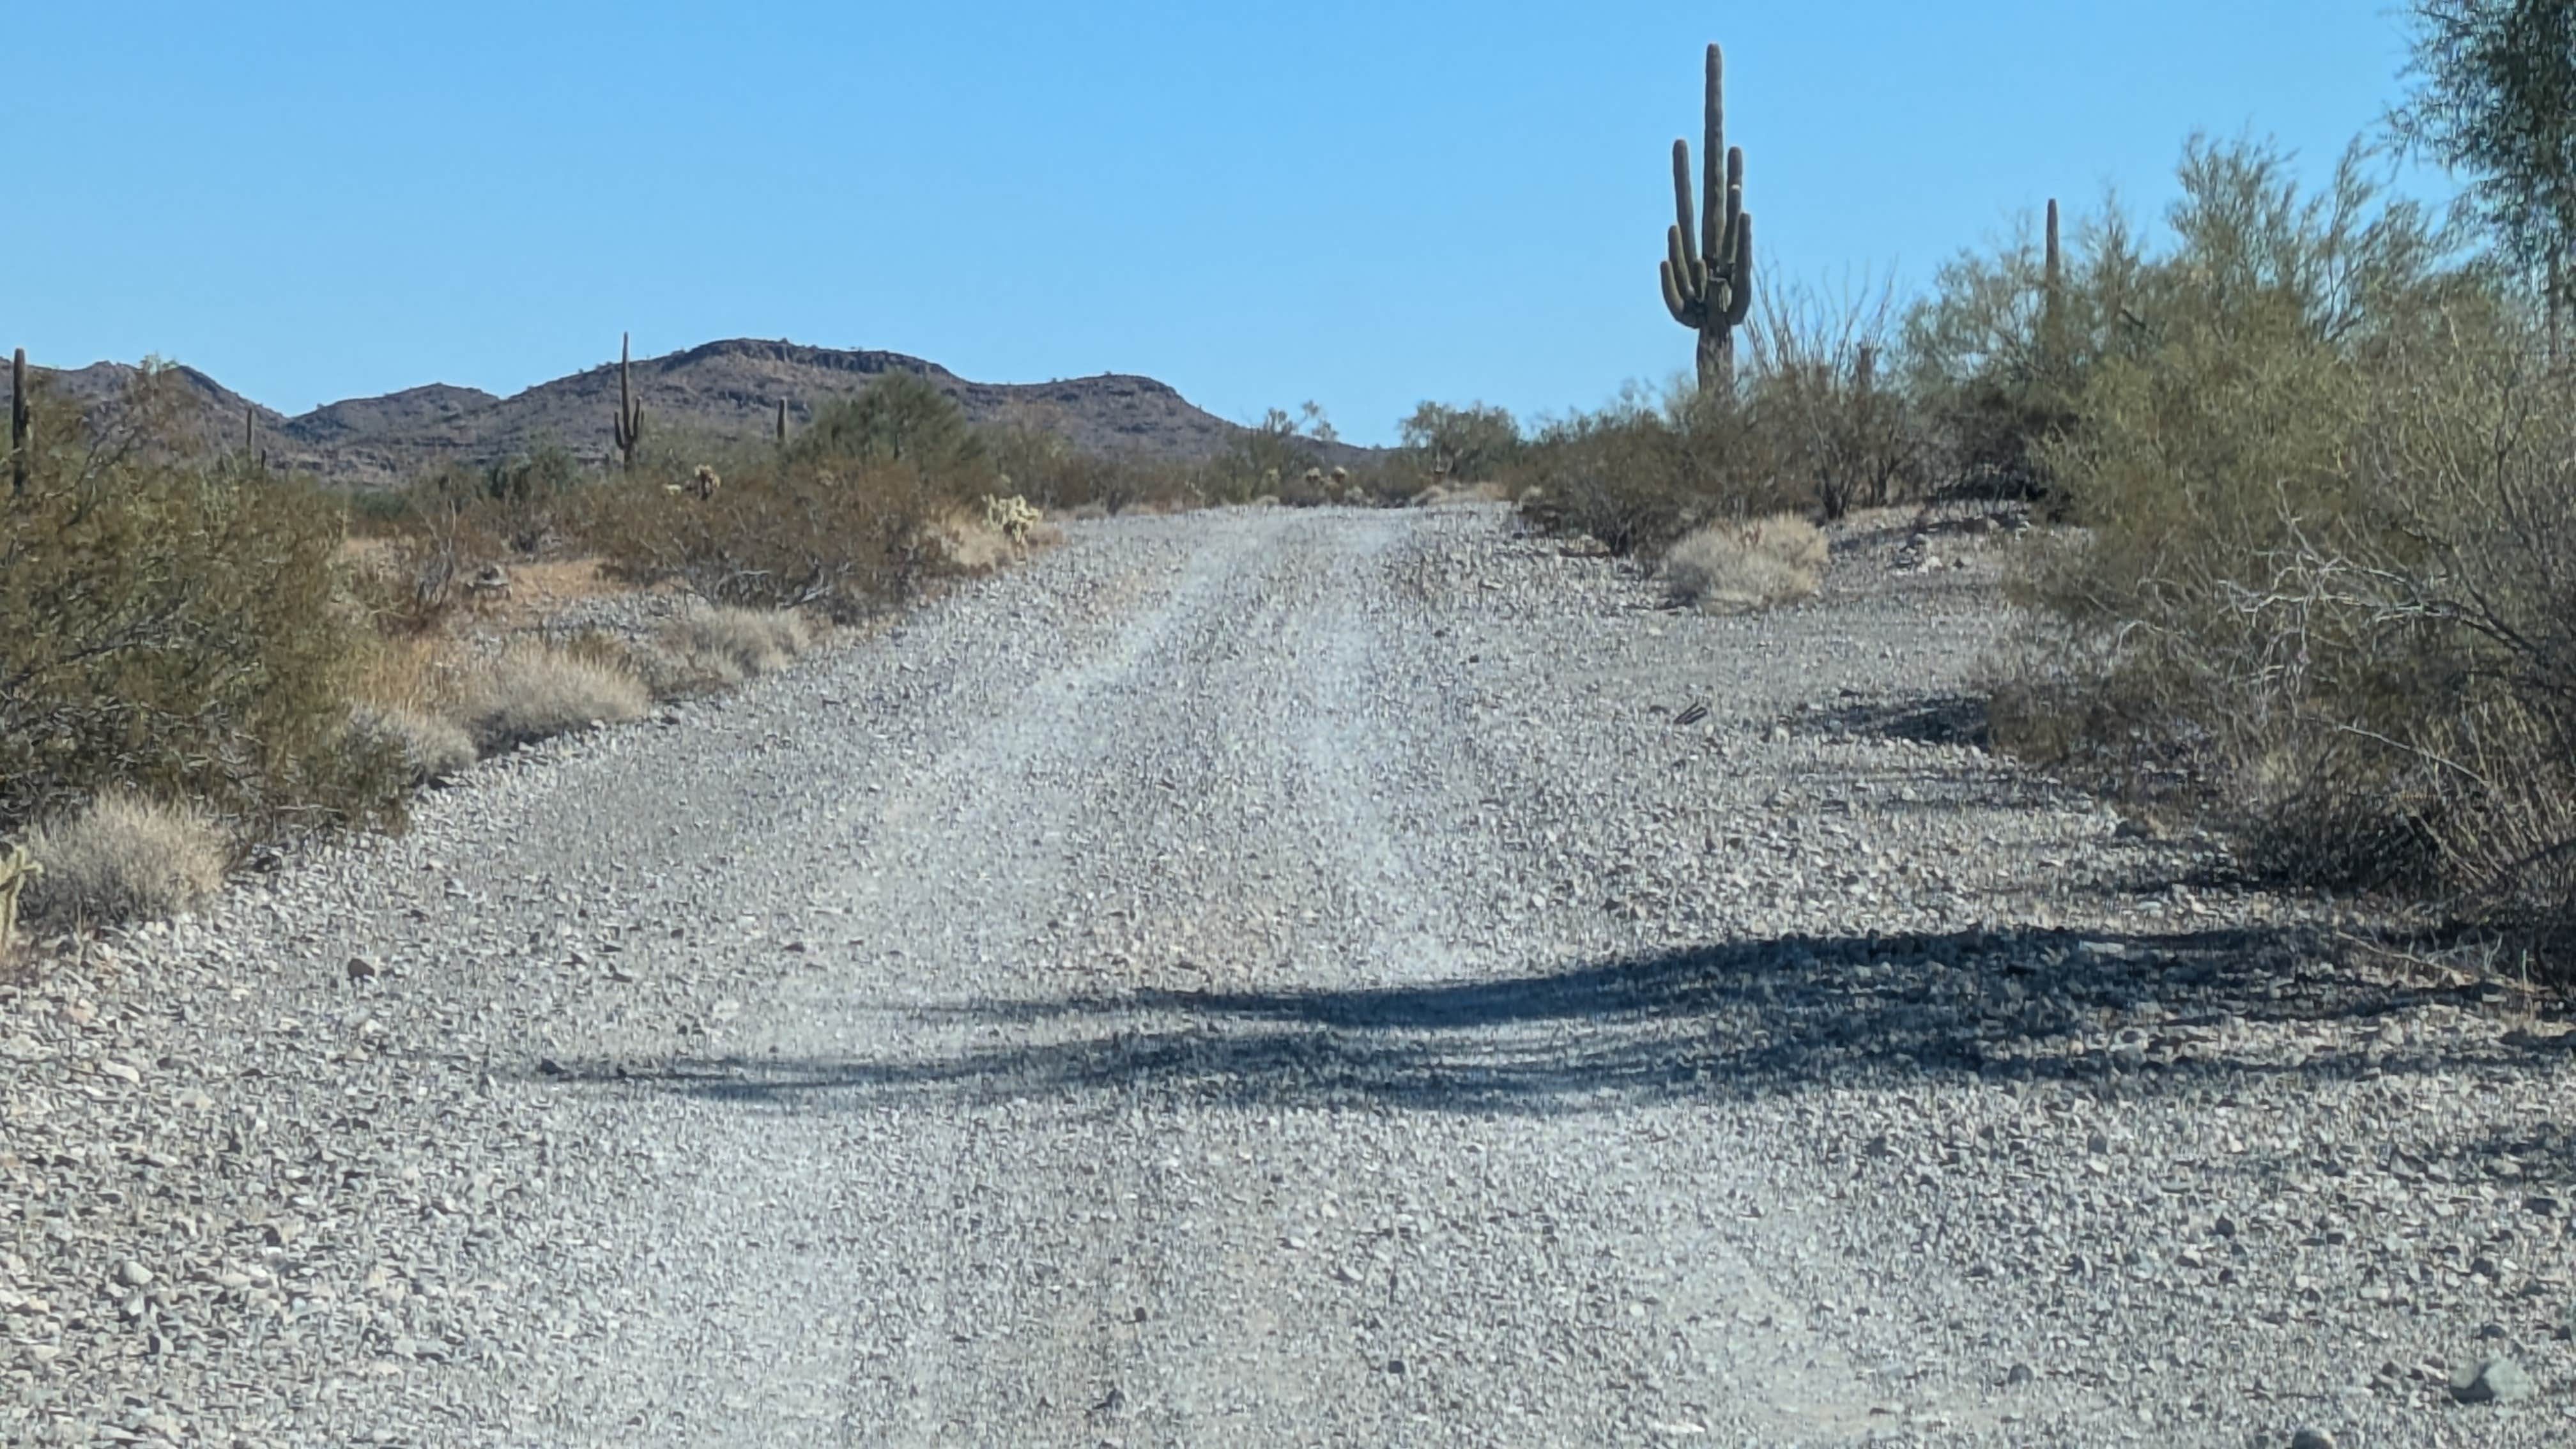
[
  {"x1": 12, "y1": 2, "x2": 2573, "y2": 988},
  {"x1": 0, "y1": 365, "x2": 1051, "y2": 948},
  {"x1": 1492, "y1": 6, "x2": 2576, "y2": 980}
]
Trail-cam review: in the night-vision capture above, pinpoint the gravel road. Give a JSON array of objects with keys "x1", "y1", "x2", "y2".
[{"x1": 6, "y1": 502, "x2": 2573, "y2": 1446}]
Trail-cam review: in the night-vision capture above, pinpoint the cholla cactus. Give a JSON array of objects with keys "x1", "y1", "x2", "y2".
[
  {"x1": 983, "y1": 493, "x2": 1041, "y2": 546},
  {"x1": 0, "y1": 842, "x2": 42, "y2": 954}
]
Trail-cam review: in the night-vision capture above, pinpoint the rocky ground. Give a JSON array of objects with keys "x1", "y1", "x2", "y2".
[{"x1": 3, "y1": 502, "x2": 2571, "y2": 1446}]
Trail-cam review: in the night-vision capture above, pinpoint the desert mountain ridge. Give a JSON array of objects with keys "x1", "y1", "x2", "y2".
[{"x1": 4, "y1": 339, "x2": 1373, "y2": 489}]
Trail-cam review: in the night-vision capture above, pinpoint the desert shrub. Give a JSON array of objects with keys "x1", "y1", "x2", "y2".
[
  {"x1": 1990, "y1": 134, "x2": 2576, "y2": 963},
  {"x1": 583, "y1": 454, "x2": 958, "y2": 620},
  {"x1": 794, "y1": 372, "x2": 986, "y2": 481},
  {"x1": 1904, "y1": 195, "x2": 2152, "y2": 503},
  {"x1": 1662, "y1": 514, "x2": 1827, "y2": 610},
  {"x1": 1206, "y1": 408, "x2": 1324, "y2": 504},
  {"x1": 1506, "y1": 383, "x2": 1803, "y2": 556},
  {"x1": 459, "y1": 641, "x2": 649, "y2": 751},
  {"x1": 364, "y1": 439, "x2": 594, "y2": 558},
  {"x1": 1399, "y1": 401, "x2": 1523, "y2": 484},
  {"x1": 1742, "y1": 288, "x2": 1929, "y2": 519},
  {"x1": 583, "y1": 379, "x2": 999, "y2": 618},
  {"x1": 983, "y1": 420, "x2": 1126, "y2": 513},
  {"x1": 0, "y1": 365, "x2": 404, "y2": 839},
  {"x1": 20, "y1": 793, "x2": 230, "y2": 928}
]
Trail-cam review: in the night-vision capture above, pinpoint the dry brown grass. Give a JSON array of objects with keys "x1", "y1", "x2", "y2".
[
  {"x1": 20, "y1": 794, "x2": 230, "y2": 928},
  {"x1": 349, "y1": 704, "x2": 479, "y2": 785},
  {"x1": 457, "y1": 642, "x2": 650, "y2": 751},
  {"x1": 658, "y1": 606, "x2": 815, "y2": 682},
  {"x1": 1662, "y1": 514, "x2": 1827, "y2": 611}
]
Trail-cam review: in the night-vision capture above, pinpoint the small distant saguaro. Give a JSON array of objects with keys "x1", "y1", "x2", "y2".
[
  {"x1": 1659, "y1": 42, "x2": 1756, "y2": 395},
  {"x1": 2040, "y1": 197, "x2": 2065, "y2": 367},
  {"x1": 613, "y1": 333, "x2": 645, "y2": 471},
  {"x1": 10, "y1": 348, "x2": 29, "y2": 496}
]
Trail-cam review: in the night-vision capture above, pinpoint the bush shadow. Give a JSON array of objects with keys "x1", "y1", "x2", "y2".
[{"x1": 541, "y1": 923, "x2": 2560, "y2": 1118}]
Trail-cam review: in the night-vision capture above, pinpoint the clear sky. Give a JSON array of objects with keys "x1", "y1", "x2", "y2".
[{"x1": 4, "y1": 2, "x2": 2445, "y2": 445}]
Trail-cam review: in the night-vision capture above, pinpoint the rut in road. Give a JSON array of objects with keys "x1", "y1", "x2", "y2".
[{"x1": 29, "y1": 503, "x2": 2575, "y2": 1448}]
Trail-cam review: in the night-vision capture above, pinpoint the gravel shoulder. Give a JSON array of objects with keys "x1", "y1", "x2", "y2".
[{"x1": 4, "y1": 502, "x2": 2573, "y2": 1446}]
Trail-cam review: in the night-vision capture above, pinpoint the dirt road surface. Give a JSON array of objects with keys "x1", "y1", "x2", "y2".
[{"x1": 6, "y1": 504, "x2": 2572, "y2": 1446}]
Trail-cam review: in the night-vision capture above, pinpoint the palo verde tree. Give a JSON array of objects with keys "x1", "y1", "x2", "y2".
[
  {"x1": 2389, "y1": 1, "x2": 2576, "y2": 356},
  {"x1": 1659, "y1": 43, "x2": 1756, "y2": 394}
]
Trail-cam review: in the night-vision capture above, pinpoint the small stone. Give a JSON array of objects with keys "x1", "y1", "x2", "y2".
[
  {"x1": 2004, "y1": 1362, "x2": 2034, "y2": 1386},
  {"x1": 116, "y1": 1261, "x2": 153, "y2": 1288},
  {"x1": 2449, "y1": 1356, "x2": 2536, "y2": 1404},
  {"x1": 346, "y1": 955, "x2": 380, "y2": 982},
  {"x1": 2289, "y1": 1429, "x2": 2336, "y2": 1449}
]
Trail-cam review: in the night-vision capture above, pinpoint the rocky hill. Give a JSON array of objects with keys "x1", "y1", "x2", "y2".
[{"x1": 5, "y1": 339, "x2": 1363, "y2": 489}]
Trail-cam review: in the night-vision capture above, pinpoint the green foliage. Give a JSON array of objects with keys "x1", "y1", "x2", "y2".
[
  {"x1": 1903, "y1": 194, "x2": 2151, "y2": 500},
  {"x1": 585, "y1": 446, "x2": 970, "y2": 622},
  {"x1": 0, "y1": 365, "x2": 403, "y2": 840},
  {"x1": 2391, "y1": 1, "x2": 2576, "y2": 332},
  {"x1": 982, "y1": 413, "x2": 1156, "y2": 514},
  {"x1": 793, "y1": 372, "x2": 986, "y2": 481},
  {"x1": 1208, "y1": 408, "x2": 1321, "y2": 504},
  {"x1": 1398, "y1": 402, "x2": 1522, "y2": 481},
  {"x1": 1992, "y1": 134, "x2": 2576, "y2": 960},
  {"x1": 1505, "y1": 385, "x2": 1800, "y2": 556}
]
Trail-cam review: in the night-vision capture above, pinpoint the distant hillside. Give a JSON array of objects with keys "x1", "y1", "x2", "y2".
[{"x1": 3, "y1": 339, "x2": 1370, "y2": 489}]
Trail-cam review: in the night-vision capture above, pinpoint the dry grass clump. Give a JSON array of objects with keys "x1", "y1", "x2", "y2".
[
  {"x1": 659, "y1": 607, "x2": 814, "y2": 681},
  {"x1": 20, "y1": 794, "x2": 229, "y2": 928},
  {"x1": 1662, "y1": 514, "x2": 1827, "y2": 611},
  {"x1": 348, "y1": 705, "x2": 479, "y2": 785},
  {"x1": 459, "y1": 642, "x2": 649, "y2": 751}
]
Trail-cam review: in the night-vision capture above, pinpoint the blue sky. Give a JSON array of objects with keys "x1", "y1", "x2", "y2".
[{"x1": 4, "y1": 2, "x2": 2445, "y2": 445}]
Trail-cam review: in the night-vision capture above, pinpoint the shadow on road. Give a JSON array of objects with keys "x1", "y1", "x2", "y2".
[{"x1": 540, "y1": 924, "x2": 2569, "y2": 1116}]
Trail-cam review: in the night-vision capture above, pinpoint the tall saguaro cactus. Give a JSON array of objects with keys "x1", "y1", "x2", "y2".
[
  {"x1": 10, "y1": 348, "x2": 29, "y2": 496},
  {"x1": 1660, "y1": 43, "x2": 1756, "y2": 394},
  {"x1": 613, "y1": 332, "x2": 645, "y2": 471}
]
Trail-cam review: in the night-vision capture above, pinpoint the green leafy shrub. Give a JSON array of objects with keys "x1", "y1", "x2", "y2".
[
  {"x1": 1903, "y1": 198, "x2": 2150, "y2": 503},
  {"x1": 0, "y1": 366, "x2": 403, "y2": 839},
  {"x1": 1991, "y1": 135, "x2": 2576, "y2": 963},
  {"x1": 1399, "y1": 402, "x2": 1523, "y2": 483},
  {"x1": 1505, "y1": 385, "x2": 1802, "y2": 556},
  {"x1": 794, "y1": 372, "x2": 987, "y2": 480},
  {"x1": 582, "y1": 379, "x2": 989, "y2": 620}
]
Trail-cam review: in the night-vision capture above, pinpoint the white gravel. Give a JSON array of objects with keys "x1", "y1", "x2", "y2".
[{"x1": 3, "y1": 502, "x2": 2572, "y2": 1446}]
